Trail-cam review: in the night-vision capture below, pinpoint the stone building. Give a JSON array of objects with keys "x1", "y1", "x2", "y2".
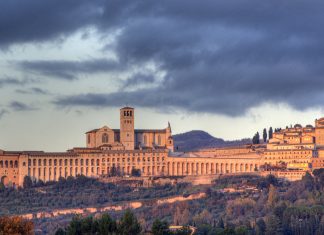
[{"x1": 1, "y1": 107, "x2": 324, "y2": 187}]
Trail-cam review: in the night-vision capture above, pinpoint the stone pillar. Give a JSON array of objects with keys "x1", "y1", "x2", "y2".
[{"x1": 44, "y1": 166, "x2": 49, "y2": 182}]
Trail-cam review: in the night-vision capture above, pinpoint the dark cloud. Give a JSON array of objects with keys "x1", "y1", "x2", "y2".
[
  {"x1": 122, "y1": 73, "x2": 155, "y2": 88},
  {"x1": 4, "y1": 1, "x2": 324, "y2": 115},
  {"x1": 9, "y1": 101, "x2": 38, "y2": 111},
  {"x1": 15, "y1": 87, "x2": 49, "y2": 95},
  {"x1": 0, "y1": 0, "x2": 102, "y2": 48},
  {"x1": 0, "y1": 77, "x2": 29, "y2": 88},
  {"x1": 15, "y1": 58, "x2": 122, "y2": 80}
]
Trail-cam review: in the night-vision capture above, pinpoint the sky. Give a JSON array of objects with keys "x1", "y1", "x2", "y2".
[{"x1": 1, "y1": 0, "x2": 324, "y2": 151}]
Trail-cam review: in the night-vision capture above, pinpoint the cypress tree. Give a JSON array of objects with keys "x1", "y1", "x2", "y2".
[
  {"x1": 269, "y1": 127, "x2": 273, "y2": 139},
  {"x1": 263, "y1": 128, "x2": 267, "y2": 143}
]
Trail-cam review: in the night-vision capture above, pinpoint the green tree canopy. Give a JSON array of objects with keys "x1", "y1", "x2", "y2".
[
  {"x1": 152, "y1": 219, "x2": 170, "y2": 235},
  {"x1": 23, "y1": 176, "x2": 33, "y2": 188},
  {"x1": 118, "y1": 209, "x2": 141, "y2": 235}
]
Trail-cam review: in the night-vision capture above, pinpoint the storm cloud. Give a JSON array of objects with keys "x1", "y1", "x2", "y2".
[
  {"x1": 9, "y1": 101, "x2": 38, "y2": 111},
  {"x1": 0, "y1": 77, "x2": 30, "y2": 88},
  {"x1": 15, "y1": 87, "x2": 49, "y2": 95},
  {"x1": 16, "y1": 58, "x2": 122, "y2": 80},
  {"x1": 3, "y1": 1, "x2": 324, "y2": 115}
]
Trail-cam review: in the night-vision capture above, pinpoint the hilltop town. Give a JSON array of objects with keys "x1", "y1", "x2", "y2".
[{"x1": 1, "y1": 106, "x2": 324, "y2": 188}]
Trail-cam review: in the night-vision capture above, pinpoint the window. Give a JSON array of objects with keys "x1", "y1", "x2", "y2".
[
  {"x1": 144, "y1": 135, "x2": 147, "y2": 145},
  {"x1": 158, "y1": 135, "x2": 161, "y2": 145},
  {"x1": 102, "y1": 133, "x2": 109, "y2": 143},
  {"x1": 88, "y1": 135, "x2": 91, "y2": 144}
]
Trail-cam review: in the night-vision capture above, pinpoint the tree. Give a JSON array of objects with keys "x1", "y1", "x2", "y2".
[
  {"x1": 263, "y1": 128, "x2": 267, "y2": 143},
  {"x1": 118, "y1": 209, "x2": 141, "y2": 235},
  {"x1": 152, "y1": 219, "x2": 170, "y2": 235},
  {"x1": 235, "y1": 226, "x2": 248, "y2": 235},
  {"x1": 267, "y1": 184, "x2": 278, "y2": 207},
  {"x1": 217, "y1": 217, "x2": 225, "y2": 229},
  {"x1": 252, "y1": 132, "x2": 260, "y2": 144},
  {"x1": 0, "y1": 216, "x2": 34, "y2": 235},
  {"x1": 256, "y1": 218, "x2": 266, "y2": 235},
  {"x1": 23, "y1": 176, "x2": 33, "y2": 188},
  {"x1": 0, "y1": 182, "x2": 5, "y2": 191},
  {"x1": 268, "y1": 127, "x2": 273, "y2": 139},
  {"x1": 131, "y1": 168, "x2": 141, "y2": 177},
  {"x1": 265, "y1": 215, "x2": 282, "y2": 235},
  {"x1": 98, "y1": 213, "x2": 117, "y2": 235},
  {"x1": 66, "y1": 215, "x2": 82, "y2": 235},
  {"x1": 302, "y1": 172, "x2": 315, "y2": 191},
  {"x1": 55, "y1": 228, "x2": 66, "y2": 235}
]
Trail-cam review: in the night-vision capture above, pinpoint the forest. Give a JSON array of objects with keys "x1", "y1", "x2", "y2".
[{"x1": 1, "y1": 169, "x2": 324, "y2": 234}]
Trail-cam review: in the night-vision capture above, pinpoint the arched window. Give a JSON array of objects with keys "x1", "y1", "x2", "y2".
[
  {"x1": 102, "y1": 133, "x2": 109, "y2": 143},
  {"x1": 144, "y1": 135, "x2": 147, "y2": 145},
  {"x1": 158, "y1": 135, "x2": 161, "y2": 145}
]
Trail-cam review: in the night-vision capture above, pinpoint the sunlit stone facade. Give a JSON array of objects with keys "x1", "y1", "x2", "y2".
[{"x1": 1, "y1": 108, "x2": 324, "y2": 187}]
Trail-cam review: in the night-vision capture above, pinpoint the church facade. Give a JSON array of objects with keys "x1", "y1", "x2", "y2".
[{"x1": 1, "y1": 107, "x2": 324, "y2": 187}]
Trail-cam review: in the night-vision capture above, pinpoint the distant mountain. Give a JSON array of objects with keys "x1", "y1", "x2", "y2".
[{"x1": 172, "y1": 130, "x2": 251, "y2": 152}]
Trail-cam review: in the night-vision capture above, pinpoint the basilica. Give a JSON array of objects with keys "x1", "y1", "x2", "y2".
[{"x1": 1, "y1": 106, "x2": 324, "y2": 187}]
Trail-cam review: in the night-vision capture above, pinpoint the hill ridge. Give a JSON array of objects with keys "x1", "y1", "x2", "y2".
[{"x1": 173, "y1": 130, "x2": 251, "y2": 152}]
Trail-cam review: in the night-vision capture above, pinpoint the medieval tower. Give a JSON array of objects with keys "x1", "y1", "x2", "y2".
[{"x1": 120, "y1": 107, "x2": 135, "y2": 150}]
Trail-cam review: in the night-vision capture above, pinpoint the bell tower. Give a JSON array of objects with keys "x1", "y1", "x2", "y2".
[{"x1": 120, "y1": 107, "x2": 135, "y2": 150}]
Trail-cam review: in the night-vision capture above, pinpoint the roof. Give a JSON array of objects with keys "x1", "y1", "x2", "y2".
[
  {"x1": 120, "y1": 106, "x2": 134, "y2": 110},
  {"x1": 86, "y1": 128, "x2": 167, "y2": 134},
  {"x1": 85, "y1": 128, "x2": 99, "y2": 134},
  {"x1": 135, "y1": 129, "x2": 166, "y2": 133}
]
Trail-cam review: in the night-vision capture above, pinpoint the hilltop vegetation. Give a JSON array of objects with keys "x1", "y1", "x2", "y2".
[
  {"x1": 1, "y1": 170, "x2": 324, "y2": 234},
  {"x1": 173, "y1": 130, "x2": 251, "y2": 151},
  {"x1": 0, "y1": 175, "x2": 190, "y2": 215}
]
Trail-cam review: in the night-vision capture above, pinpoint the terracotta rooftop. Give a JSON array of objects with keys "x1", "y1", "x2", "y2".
[{"x1": 86, "y1": 128, "x2": 167, "y2": 134}]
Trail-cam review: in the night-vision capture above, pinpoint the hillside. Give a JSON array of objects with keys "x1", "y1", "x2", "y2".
[{"x1": 172, "y1": 130, "x2": 251, "y2": 152}]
